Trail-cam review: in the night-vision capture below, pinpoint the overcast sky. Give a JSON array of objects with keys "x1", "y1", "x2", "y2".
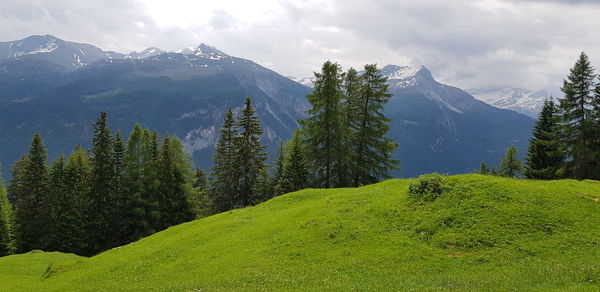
[{"x1": 1, "y1": 0, "x2": 599, "y2": 93}]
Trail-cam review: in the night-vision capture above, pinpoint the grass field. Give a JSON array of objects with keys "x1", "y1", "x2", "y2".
[{"x1": 2, "y1": 174, "x2": 600, "y2": 291}]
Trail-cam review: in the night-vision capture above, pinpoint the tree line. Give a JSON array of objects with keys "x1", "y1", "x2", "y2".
[
  {"x1": 478, "y1": 52, "x2": 600, "y2": 180},
  {"x1": 0, "y1": 61, "x2": 398, "y2": 256}
]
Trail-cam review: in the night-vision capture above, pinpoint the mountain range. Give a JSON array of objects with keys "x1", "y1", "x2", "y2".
[
  {"x1": 466, "y1": 86, "x2": 551, "y2": 118},
  {"x1": 0, "y1": 35, "x2": 533, "y2": 177}
]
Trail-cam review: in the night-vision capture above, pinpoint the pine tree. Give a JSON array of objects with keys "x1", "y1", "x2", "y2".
[
  {"x1": 193, "y1": 168, "x2": 208, "y2": 191},
  {"x1": 210, "y1": 109, "x2": 239, "y2": 212},
  {"x1": 142, "y1": 129, "x2": 160, "y2": 233},
  {"x1": 525, "y1": 99, "x2": 565, "y2": 179},
  {"x1": 0, "y1": 175, "x2": 15, "y2": 256},
  {"x1": 344, "y1": 67, "x2": 362, "y2": 123},
  {"x1": 276, "y1": 131, "x2": 309, "y2": 194},
  {"x1": 254, "y1": 166, "x2": 273, "y2": 203},
  {"x1": 192, "y1": 167, "x2": 212, "y2": 218},
  {"x1": 44, "y1": 155, "x2": 67, "y2": 251},
  {"x1": 347, "y1": 64, "x2": 398, "y2": 186},
  {"x1": 158, "y1": 135, "x2": 195, "y2": 228},
  {"x1": 235, "y1": 98, "x2": 267, "y2": 206},
  {"x1": 45, "y1": 147, "x2": 89, "y2": 254},
  {"x1": 88, "y1": 112, "x2": 117, "y2": 252},
  {"x1": 11, "y1": 132, "x2": 49, "y2": 252},
  {"x1": 112, "y1": 130, "x2": 125, "y2": 203},
  {"x1": 499, "y1": 146, "x2": 522, "y2": 178},
  {"x1": 559, "y1": 52, "x2": 597, "y2": 179},
  {"x1": 301, "y1": 61, "x2": 350, "y2": 188},
  {"x1": 477, "y1": 162, "x2": 490, "y2": 175},
  {"x1": 272, "y1": 142, "x2": 286, "y2": 196},
  {"x1": 122, "y1": 124, "x2": 153, "y2": 241}
]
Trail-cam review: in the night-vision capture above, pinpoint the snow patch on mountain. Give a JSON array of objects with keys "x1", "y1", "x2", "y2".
[
  {"x1": 288, "y1": 76, "x2": 314, "y2": 87},
  {"x1": 467, "y1": 86, "x2": 550, "y2": 118}
]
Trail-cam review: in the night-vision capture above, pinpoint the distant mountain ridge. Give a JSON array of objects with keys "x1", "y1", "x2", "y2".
[
  {"x1": 467, "y1": 86, "x2": 550, "y2": 118},
  {"x1": 0, "y1": 35, "x2": 533, "y2": 178}
]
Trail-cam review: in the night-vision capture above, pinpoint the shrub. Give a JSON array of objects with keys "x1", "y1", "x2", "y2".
[{"x1": 408, "y1": 173, "x2": 447, "y2": 201}]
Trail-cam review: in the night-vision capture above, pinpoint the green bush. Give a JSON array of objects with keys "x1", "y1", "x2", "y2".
[{"x1": 408, "y1": 173, "x2": 447, "y2": 201}]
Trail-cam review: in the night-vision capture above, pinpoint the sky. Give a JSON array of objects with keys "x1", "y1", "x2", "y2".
[{"x1": 0, "y1": 0, "x2": 599, "y2": 93}]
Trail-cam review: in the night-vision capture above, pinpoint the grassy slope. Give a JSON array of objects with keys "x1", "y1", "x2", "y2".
[{"x1": 2, "y1": 175, "x2": 600, "y2": 291}]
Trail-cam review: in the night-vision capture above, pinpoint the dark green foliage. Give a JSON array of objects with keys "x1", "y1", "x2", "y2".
[
  {"x1": 0, "y1": 175, "x2": 15, "y2": 256},
  {"x1": 235, "y1": 98, "x2": 268, "y2": 206},
  {"x1": 558, "y1": 52, "x2": 598, "y2": 179},
  {"x1": 158, "y1": 135, "x2": 195, "y2": 228},
  {"x1": 45, "y1": 148, "x2": 89, "y2": 254},
  {"x1": 301, "y1": 61, "x2": 350, "y2": 188},
  {"x1": 210, "y1": 109, "x2": 239, "y2": 212},
  {"x1": 347, "y1": 64, "x2": 398, "y2": 186},
  {"x1": 193, "y1": 168, "x2": 208, "y2": 191},
  {"x1": 275, "y1": 131, "x2": 309, "y2": 195},
  {"x1": 477, "y1": 162, "x2": 490, "y2": 175},
  {"x1": 192, "y1": 168, "x2": 212, "y2": 218},
  {"x1": 122, "y1": 125, "x2": 155, "y2": 241},
  {"x1": 254, "y1": 166, "x2": 274, "y2": 204},
  {"x1": 272, "y1": 143, "x2": 286, "y2": 196},
  {"x1": 88, "y1": 112, "x2": 117, "y2": 252},
  {"x1": 112, "y1": 131, "x2": 125, "y2": 202},
  {"x1": 11, "y1": 132, "x2": 49, "y2": 252},
  {"x1": 525, "y1": 99, "x2": 565, "y2": 179},
  {"x1": 499, "y1": 146, "x2": 522, "y2": 178},
  {"x1": 407, "y1": 173, "x2": 446, "y2": 202}
]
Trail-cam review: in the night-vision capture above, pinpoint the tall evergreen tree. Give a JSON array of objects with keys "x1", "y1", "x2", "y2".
[
  {"x1": 122, "y1": 124, "x2": 153, "y2": 241},
  {"x1": 158, "y1": 135, "x2": 195, "y2": 228},
  {"x1": 46, "y1": 148, "x2": 89, "y2": 254},
  {"x1": 44, "y1": 155, "x2": 67, "y2": 251},
  {"x1": 347, "y1": 64, "x2": 398, "y2": 186},
  {"x1": 344, "y1": 67, "x2": 362, "y2": 123},
  {"x1": 559, "y1": 52, "x2": 597, "y2": 179},
  {"x1": 210, "y1": 109, "x2": 239, "y2": 212},
  {"x1": 0, "y1": 175, "x2": 15, "y2": 256},
  {"x1": 525, "y1": 99, "x2": 565, "y2": 179},
  {"x1": 499, "y1": 146, "x2": 522, "y2": 178},
  {"x1": 88, "y1": 112, "x2": 117, "y2": 252},
  {"x1": 301, "y1": 61, "x2": 350, "y2": 188},
  {"x1": 235, "y1": 98, "x2": 267, "y2": 206},
  {"x1": 112, "y1": 130, "x2": 125, "y2": 202},
  {"x1": 11, "y1": 132, "x2": 49, "y2": 252},
  {"x1": 272, "y1": 142, "x2": 286, "y2": 196},
  {"x1": 276, "y1": 131, "x2": 309, "y2": 194},
  {"x1": 193, "y1": 168, "x2": 208, "y2": 191}
]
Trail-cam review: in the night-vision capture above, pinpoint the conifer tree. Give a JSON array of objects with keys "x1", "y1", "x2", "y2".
[
  {"x1": 477, "y1": 162, "x2": 490, "y2": 175},
  {"x1": 254, "y1": 166, "x2": 274, "y2": 203},
  {"x1": 525, "y1": 99, "x2": 565, "y2": 179},
  {"x1": 112, "y1": 130, "x2": 125, "y2": 201},
  {"x1": 142, "y1": 129, "x2": 160, "y2": 233},
  {"x1": 45, "y1": 148, "x2": 89, "y2": 254},
  {"x1": 347, "y1": 64, "x2": 398, "y2": 186},
  {"x1": 158, "y1": 135, "x2": 195, "y2": 228},
  {"x1": 235, "y1": 98, "x2": 267, "y2": 206},
  {"x1": 276, "y1": 131, "x2": 309, "y2": 194},
  {"x1": 272, "y1": 142, "x2": 286, "y2": 196},
  {"x1": 344, "y1": 67, "x2": 362, "y2": 123},
  {"x1": 559, "y1": 52, "x2": 597, "y2": 179},
  {"x1": 499, "y1": 146, "x2": 522, "y2": 178},
  {"x1": 88, "y1": 112, "x2": 117, "y2": 252},
  {"x1": 194, "y1": 168, "x2": 208, "y2": 191},
  {"x1": 0, "y1": 175, "x2": 15, "y2": 256},
  {"x1": 210, "y1": 109, "x2": 239, "y2": 212},
  {"x1": 192, "y1": 167, "x2": 212, "y2": 217},
  {"x1": 301, "y1": 61, "x2": 350, "y2": 188},
  {"x1": 44, "y1": 155, "x2": 67, "y2": 251},
  {"x1": 122, "y1": 124, "x2": 153, "y2": 241},
  {"x1": 11, "y1": 132, "x2": 49, "y2": 252}
]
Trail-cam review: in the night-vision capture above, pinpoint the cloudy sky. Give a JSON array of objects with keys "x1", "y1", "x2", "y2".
[{"x1": 1, "y1": 0, "x2": 599, "y2": 93}]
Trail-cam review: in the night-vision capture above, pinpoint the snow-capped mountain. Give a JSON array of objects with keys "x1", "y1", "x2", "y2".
[
  {"x1": 125, "y1": 47, "x2": 166, "y2": 59},
  {"x1": 287, "y1": 76, "x2": 313, "y2": 87},
  {"x1": 467, "y1": 86, "x2": 550, "y2": 118},
  {"x1": 0, "y1": 35, "x2": 115, "y2": 70}
]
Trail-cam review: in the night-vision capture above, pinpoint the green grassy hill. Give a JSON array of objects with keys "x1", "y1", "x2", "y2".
[{"x1": 2, "y1": 175, "x2": 600, "y2": 291}]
